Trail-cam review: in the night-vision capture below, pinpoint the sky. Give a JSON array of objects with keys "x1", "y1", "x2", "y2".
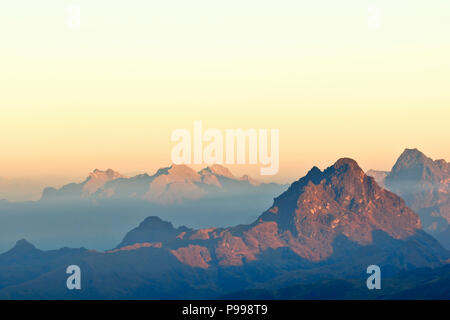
[{"x1": 0, "y1": 0, "x2": 449, "y2": 199}]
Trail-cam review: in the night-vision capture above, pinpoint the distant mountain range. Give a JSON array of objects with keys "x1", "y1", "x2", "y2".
[
  {"x1": 367, "y1": 148, "x2": 450, "y2": 249},
  {"x1": 41, "y1": 164, "x2": 283, "y2": 205},
  {"x1": 0, "y1": 158, "x2": 447, "y2": 299}
]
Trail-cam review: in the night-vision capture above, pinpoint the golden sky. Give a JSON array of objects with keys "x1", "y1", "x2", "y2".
[{"x1": 1, "y1": 1, "x2": 449, "y2": 187}]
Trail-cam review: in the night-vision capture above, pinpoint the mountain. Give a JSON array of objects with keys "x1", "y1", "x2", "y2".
[
  {"x1": 115, "y1": 216, "x2": 191, "y2": 249},
  {"x1": 41, "y1": 169, "x2": 126, "y2": 201},
  {"x1": 98, "y1": 163, "x2": 283, "y2": 204},
  {"x1": 253, "y1": 158, "x2": 425, "y2": 261},
  {"x1": 384, "y1": 149, "x2": 450, "y2": 240},
  {"x1": 0, "y1": 158, "x2": 447, "y2": 299},
  {"x1": 0, "y1": 165, "x2": 286, "y2": 252},
  {"x1": 41, "y1": 164, "x2": 284, "y2": 205}
]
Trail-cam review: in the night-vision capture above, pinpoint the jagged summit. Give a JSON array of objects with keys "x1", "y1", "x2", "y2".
[
  {"x1": 386, "y1": 148, "x2": 448, "y2": 190},
  {"x1": 239, "y1": 174, "x2": 261, "y2": 186},
  {"x1": 84, "y1": 169, "x2": 126, "y2": 194},
  {"x1": 166, "y1": 164, "x2": 200, "y2": 180},
  {"x1": 333, "y1": 157, "x2": 361, "y2": 170},
  {"x1": 399, "y1": 148, "x2": 427, "y2": 159},
  {"x1": 116, "y1": 216, "x2": 190, "y2": 249},
  {"x1": 391, "y1": 148, "x2": 430, "y2": 172},
  {"x1": 385, "y1": 148, "x2": 449, "y2": 235},
  {"x1": 40, "y1": 163, "x2": 284, "y2": 205},
  {"x1": 272, "y1": 158, "x2": 367, "y2": 210},
  {"x1": 259, "y1": 157, "x2": 421, "y2": 256}
]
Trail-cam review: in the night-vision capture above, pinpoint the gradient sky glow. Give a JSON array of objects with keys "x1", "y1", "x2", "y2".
[{"x1": 1, "y1": 1, "x2": 449, "y2": 192}]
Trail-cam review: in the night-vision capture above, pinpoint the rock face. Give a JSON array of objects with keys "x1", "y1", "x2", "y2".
[
  {"x1": 3, "y1": 239, "x2": 40, "y2": 257},
  {"x1": 385, "y1": 148, "x2": 450, "y2": 235},
  {"x1": 116, "y1": 216, "x2": 191, "y2": 248},
  {"x1": 9, "y1": 165, "x2": 286, "y2": 250},
  {"x1": 144, "y1": 165, "x2": 207, "y2": 204}
]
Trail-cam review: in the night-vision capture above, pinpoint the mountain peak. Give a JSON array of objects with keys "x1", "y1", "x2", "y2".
[
  {"x1": 319, "y1": 158, "x2": 366, "y2": 185},
  {"x1": 391, "y1": 148, "x2": 432, "y2": 171},
  {"x1": 387, "y1": 148, "x2": 444, "y2": 185},
  {"x1": 116, "y1": 216, "x2": 190, "y2": 248},
  {"x1": 199, "y1": 164, "x2": 236, "y2": 179},
  {"x1": 385, "y1": 149, "x2": 449, "y2": 230},
  {"x1": 402, "y1": 147, "x2": 423, "y2": 155},
  {"x1": 139, "y1": 216, "x2": 176, "y2": 230},
  {"x1": 332, "y1": 158, "x2": 363, "y2": 173},
  {"x1": 90, "y1": 168, "x2": 124, "y2": 179},
  {"x1": 397, "y1": 148, "x2": 428, "y2": 164},
  {"x1": 163, "y1": 165, "x2": 200, "y2": 183},
  {"x1": 7, "y1": 239, "x2": 39, "y2": 255},
  {"x1": 84, "y1": 169, "x2": 125, "y2": 195},
  {"x1": 209, "y1": 164, "x2": 235, "y2": 179},
  {"x1": 260, "y1": 157, "x2": 421, "y2": 255}
]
